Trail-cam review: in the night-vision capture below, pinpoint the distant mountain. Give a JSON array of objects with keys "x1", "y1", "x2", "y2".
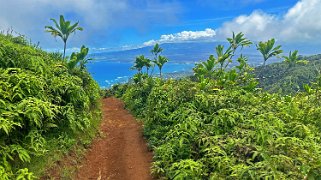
[
  {"x1": 87, "y1": 41, "x2": 321, "y2": 88},
  {"x1": 254, "y1": 54, "x2": 321, "y2": 94},
  {"x1": 90, "y1": 42, "x2": 261, "y2": 64},
  {"x1": 90, "y1": 41, "x2": 321, "y2": 66}
]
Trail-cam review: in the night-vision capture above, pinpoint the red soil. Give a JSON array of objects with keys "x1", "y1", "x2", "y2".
[{"x1": 75, "y1": 97, "x2": 153, "y2": 180}]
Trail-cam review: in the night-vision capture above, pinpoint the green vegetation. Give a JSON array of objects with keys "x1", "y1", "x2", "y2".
[
  {"x1": 0, "y1": 29, "x2": 100, "y2": 178},
  {"x1": 254, "y1": 53, "x2": 321, "y2": 94},
  {"x1": 130, "y1": 43, "x2": 169, "y2": 83},
  {"x1": 45, "y1": 15, "x2": 83, "y2": 60},
  {"x1": 256, "y1": 38, "x2": 283, "y2": 66},
  {"x1": 283, "y1": 50, "x2": 299, "y2": 67},
  {"x1": 150, "y1": 43, "x2": 168, "y2": 78},
  {"x1": 111, "y1": 32, "x2": 321, "y2": 179},
  {"x1": 154, "y1": 55, "x2": 169, "y2": 78}
]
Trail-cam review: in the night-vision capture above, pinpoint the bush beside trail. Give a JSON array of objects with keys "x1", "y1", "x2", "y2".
[
  {"x1": 0, "y1": 34, "x2": 101, "y2": 179},
  {"x1": 113, "y1": 35, "x2": 321, "y2": 179}
]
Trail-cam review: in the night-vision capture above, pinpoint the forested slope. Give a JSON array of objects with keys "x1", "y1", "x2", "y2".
[
  {"x1": 0, "y1": 34, "x2": 101, "y2": 179},
  {"x1": 110, "y1": 35, "x2": 321, "y2": 179},
  {"x1": 254, "y1": 54, "x2": 321, "y2": 94}
]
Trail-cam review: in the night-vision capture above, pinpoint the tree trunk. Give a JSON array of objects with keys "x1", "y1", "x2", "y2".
[{"x1": 63, "y1": 42, "x2": 67, "y2": 60}]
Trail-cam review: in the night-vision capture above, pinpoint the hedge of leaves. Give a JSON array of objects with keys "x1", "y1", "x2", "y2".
[
  {"x1": 254, "y1": 58, "x2": 321, "y2": 95},
  {"x1": 117, "y1": 78, "x2": 321, "y2": 179},
  {"x1": 0, "y1": 34, "x2": 100, "y2": 179},
  {"x1": 113, "y1": 33, "x2": 321, "y2": 179}
]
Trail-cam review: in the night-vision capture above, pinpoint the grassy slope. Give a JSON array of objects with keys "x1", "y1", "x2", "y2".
[
  {"x1": 112, "y1": 57, "x2": 321, "y2": 179},
  {"x1": 254, "y1": 54, "x2": 321, "y2": 94},
  {"x1": 0, "y1": 34, "x2": 101, "y2": 179}
]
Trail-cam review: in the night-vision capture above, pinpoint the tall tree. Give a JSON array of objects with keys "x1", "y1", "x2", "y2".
[
  {"x1": 154, "y1": 55, "x2": 168, "y2": 78},
  {"x1": 256, "y1": 38, "x2": 283, "y2": 66},
  {"x1": 45, "y1": 15, "x2": 83, "y2": 60},
  {"x1": 216, "y1": 45, "x2": 233, "y2": 71},
  {"x1": 283, "y1": 50, "x2": 299, "y2": 68},
  {"x1": 151, "y1": 43, "x2": 163, "y2": 59},
  {"x1": 132, "y1": 55, "x2": 146, "y2": 74},
  {"x1": 150, "y1": 43, "x2": 163, "y2": 75},
  {"x1": 143, "y1": 57, "x2": 152, "y2": 74},
  {"x1": 227, "y1": 32, "x2": 252, "y2": 54}
]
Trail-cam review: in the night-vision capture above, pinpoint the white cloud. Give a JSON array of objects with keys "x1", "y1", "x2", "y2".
[
  {"x1": 0, "y1": 0, "x2": 181, "y2": 48},
  {"x1": 216, "y1": 0, "x2": 321, "y2": 43},
  {"x1": 142, "y1": 0, "x2": 321, "y2": 47},
  {"x1": 217, "y1": 10, "x2": 277, "y2": 41},
  {"x1": 143, "y1": 28, "x2": 216, "y2": 46}
]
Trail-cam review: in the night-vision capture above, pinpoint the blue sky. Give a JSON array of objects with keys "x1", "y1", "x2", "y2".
[{"x1": 0, "y1": 0, "x2": 320, "y2": 51}]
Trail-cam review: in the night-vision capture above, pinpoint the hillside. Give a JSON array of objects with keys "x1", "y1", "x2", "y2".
[
  {"x1": 254, "y1": 54, "x2": 321, "y2": 94},
  {"x1": 109, "y1": 37, "x2": 321, "y2": 179},
  {"x1": 0, "y1": 33, "x2": 101, "y2": 178},
  {"x1": 91, "y1": 42, "x2": 319, "y2": 65}
]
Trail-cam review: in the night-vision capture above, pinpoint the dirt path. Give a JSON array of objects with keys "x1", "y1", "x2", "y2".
[{"x1": 75, "y1": 97, "x2": 153, "y2": 180}]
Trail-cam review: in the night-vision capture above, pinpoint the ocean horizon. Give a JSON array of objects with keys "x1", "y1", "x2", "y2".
[
  {"x1": 86, "y1": 42, "x2": 321, "y2": 88},
  {"x1": 87, "y1": 60, "x2": 196, "y2": 88}
]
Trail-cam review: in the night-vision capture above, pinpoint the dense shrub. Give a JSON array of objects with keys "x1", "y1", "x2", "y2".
[
  {"x1": 119, "y1": 78, "x2": 321, "y2": 179},
  {"x1": 117, "y1": 33, "x2": 321, "y2": 179},
  {"x1": 254, "y1": 55, "x2": 321, "y2": 94},
  {"x1": 0, "y1": 34, "x2": 100, "y2": 178}
]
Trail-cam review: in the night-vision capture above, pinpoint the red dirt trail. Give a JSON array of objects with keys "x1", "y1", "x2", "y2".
[{"x1": 75, "y1": 97, "x2": 153, "y2": 180}]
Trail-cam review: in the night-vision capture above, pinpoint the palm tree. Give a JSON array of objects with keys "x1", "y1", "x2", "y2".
[
  {"x1": 143, "y1": 58, "x2": 152, "y2": 74},
  {"x1": 193, "y1": 55, "x2": 217, "y2": 79},
  {"x1": 227, "y1": 32, "x2": 252, "y2": 54},
  {"x1": 150, "y1": 43, "x2": 163, "y2": 75},
  {"x1": 132, "y1": 55, "x2": 146, "y2": 74},
  {"x1": 256, "y1": 38, "x2": 283, "y2": 66},
  {"x1": 215, "y1": 45, "x2": 233, "y2": 71},
  {"x1": 151, "y1": 43, "x2": 163, "y2": 59},
  {"x1": 154, "y1": 55, "x2": 168, "y2": 78},
  {"x1": 45, "y1": 15, "x2": 83, "y2": 60},
  {"x1": 283, "y1": 50, "x2": 299, "y2": 68},
  {"x1": 68, "y1": 45, "x2": 91, "y2": 70}
]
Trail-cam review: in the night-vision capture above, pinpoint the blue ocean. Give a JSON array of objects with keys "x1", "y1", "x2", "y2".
[
  {"x1": 86, "y1": 42, "x2": 319, "y2": 88},
  {"x1": 87, "y1": 61, "x2": 195, "y2": 88}
]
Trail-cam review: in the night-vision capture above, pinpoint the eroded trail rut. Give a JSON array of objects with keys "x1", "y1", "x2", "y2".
[{"x1": 75, "y1": 97, "x2": 153, "y2": 180}]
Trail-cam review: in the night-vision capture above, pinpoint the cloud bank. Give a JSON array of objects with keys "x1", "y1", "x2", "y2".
[
  {"x1": 1, "y1": 0, "x2": 320, "y2": 49},
  {"x1": 216, "y1": 0, "x2": 321, "y2": 43},
  {"x1": 143, "y1": 28, "x2": 216, "y2": 46},
  {"x1": 0, "y1": 0, "x2": 181, "y2": 48},
  {"x1": 143, "y1": 0, "x2": 321, "y2": 47}
]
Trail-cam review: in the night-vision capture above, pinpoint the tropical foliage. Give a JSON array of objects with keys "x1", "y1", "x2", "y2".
[
  {"x1": 256, "y1": 38, "x2": 283, "y2": 66},
  {"x1": 254, "y1": 53, "x2": 320, "y2": 94},
  {"x1": 45, "y1": 15, "x2": 83, "y2": 59},
  {"x1": 0, "y1": 32, "x2": 100, "y2": 179},
  {"x1": 111, "y1": 32, "x2": 321, "y2": 179},
  {"x1": 131, "y1": 43, "x2": 169, "y2": 83},
  {"x1": 150, "y1": 43, "x2": 168, "y2": 78}
]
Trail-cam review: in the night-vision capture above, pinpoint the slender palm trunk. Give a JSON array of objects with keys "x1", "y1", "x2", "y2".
[
  {"x1": 63, "y1": 42, "x2": 67, "y2": 60},
  {"x1": 159, "y1": 67, "x2": 162, "y2": 79}
]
